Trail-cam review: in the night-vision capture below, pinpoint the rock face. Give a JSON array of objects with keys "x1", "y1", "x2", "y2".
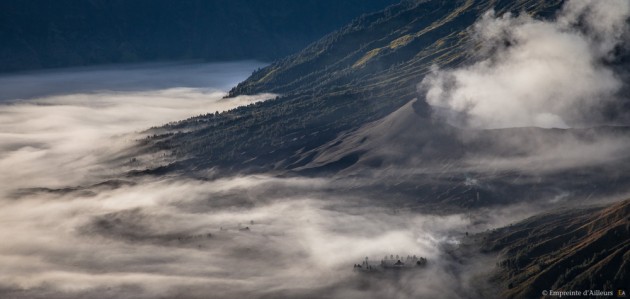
[
  {"x1": 0, "y1": 0, "x2": 397, "y2": 72},
  {"x1": 481, "y1": 199, "x2": 630, "y2": 299}
]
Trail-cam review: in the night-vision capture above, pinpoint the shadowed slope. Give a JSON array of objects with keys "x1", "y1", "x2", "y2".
[{"x1": 482, "y1": 199, "x2": 630, "y2": 299}]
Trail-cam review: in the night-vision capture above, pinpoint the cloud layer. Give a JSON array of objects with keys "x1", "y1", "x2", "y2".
[
  {"x1": 421, "y1": 0, "x2": 630, "y2": 129},
  {"x1": 0, "y1": 63, "x2": 274, "y2": 190},
  {"x1": 0, "y1": 62, "x2": 505, "y2": 299},
  {"x1": 1, "y1": 172, "x2": 527, "y2": 299}
]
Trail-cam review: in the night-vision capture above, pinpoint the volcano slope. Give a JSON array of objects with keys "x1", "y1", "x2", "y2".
[
  {"x1": 480, "y1": 199, "x2": 630, "y2": 299},
  {"x1": 141, "y1": 0, "x2": 565, "y2": 174}
]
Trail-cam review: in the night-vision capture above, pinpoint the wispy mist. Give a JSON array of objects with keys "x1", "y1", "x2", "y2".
[{"x1": 407, "y1": 0, "x2": 630, "y2": 206}]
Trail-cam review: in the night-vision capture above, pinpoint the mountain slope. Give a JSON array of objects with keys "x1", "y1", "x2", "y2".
[
  {"x1": 481, "y1": 199, "x2": 630, "y2": 299},
  {"x1": 143, "y1": 0, "x2": 564, "y2": 174},
  {"x1": 227, "y1": 0, "x2": 564, "y2": 97},
  {"x1": 0, "y1": 0, "x2": 397, "y2": 72}
]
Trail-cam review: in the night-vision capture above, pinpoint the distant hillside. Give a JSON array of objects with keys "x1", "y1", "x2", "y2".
[
  {"x1": 144, "y1": 0, "x2": 563, "y2": 173},
  {"x1": 0, "y1": 0, "x2": 397, "y2": 72},
  {"x1": 481, "y1": 199, "x2": 630, "y2": 299}
]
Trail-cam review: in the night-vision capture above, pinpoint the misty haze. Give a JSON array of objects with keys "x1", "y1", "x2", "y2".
[{"x1": 1, "y1": 1, "x2": 629, "y2": 299}]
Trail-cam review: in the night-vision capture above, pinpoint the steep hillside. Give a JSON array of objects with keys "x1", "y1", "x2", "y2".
[
  {"x1": 228, "y1": 0, "x2": 562, "y2": 97},
  {"x1": 143, "y1": 0, "x2": 564, "y2": 174},
  {"x1": 481, "y1": 199, "x2": 630, "y2": 299},
  {"x1": 0, "y1": 0, "x2": 397, "y2": 72}
]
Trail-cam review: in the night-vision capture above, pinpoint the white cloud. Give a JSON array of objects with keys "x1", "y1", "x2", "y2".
[{"x1": 421, "y1": 0, "x2": 630, "y2": 129}]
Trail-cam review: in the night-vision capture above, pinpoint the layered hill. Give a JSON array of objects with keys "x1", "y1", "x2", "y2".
[
  {"x1": 0, "y1": 0, "x2": 397, "y2": 72},
  {"x1": 481, "y1": 199, "x2": 630, "y2": 299},
  {"x1": 144, "y1": 0, "x2": 564, "y2": 173}
]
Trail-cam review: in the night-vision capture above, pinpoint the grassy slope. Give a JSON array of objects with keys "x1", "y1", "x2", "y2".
[{"x1": 481, "y1": 199, "x2": 630, "y2": 299}]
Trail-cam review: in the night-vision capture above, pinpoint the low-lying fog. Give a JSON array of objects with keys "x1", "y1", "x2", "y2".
[
  {"x1": 0, "y1": 62, "x2": 505, "y2": 299},
  {"x1": 0, "y1": 61, "x2": 273, "y2": 190}
]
